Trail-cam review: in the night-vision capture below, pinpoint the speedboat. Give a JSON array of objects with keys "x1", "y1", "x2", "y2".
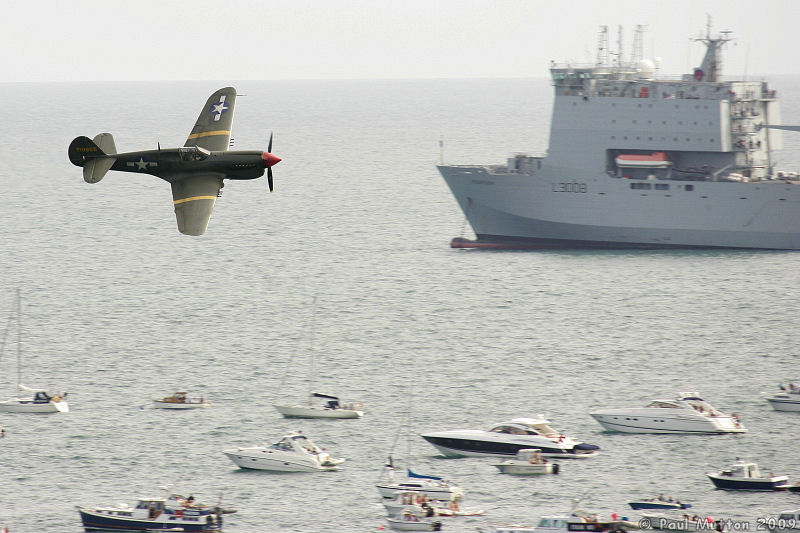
[
  {"x1": 223, "y1": 433, "x2": 344, "y2": 472},
  {"x1": 274, "y1": 392, "x2": 363, "y2": 419},
  {"x1": 153, "y1": 391, "x2": 211, "y2": 409},
  {"x1": 589, "y1": 392, "x2": 746, "y2": 434},
  {"x1": 492, "y1": 449, "x2": 560, "y2": 475},
  {"x1": 766, "y1": 381, "x2": 800, "y2": 412},
  {"x1": 420, "y1": 417, "x2": 599, "y2": 458},
  {"x1": 628, "y1": 496, "x2": 691, "y2": 510},
  {"x1": 707, "y1": 459, "x2": 789, "y2": 490},
  {"x1": 376, "y1": 468, "x2": 464, "y2": 501},
  {"x1": 77, "y1": 494, "x2": 224, "y2": 532}
]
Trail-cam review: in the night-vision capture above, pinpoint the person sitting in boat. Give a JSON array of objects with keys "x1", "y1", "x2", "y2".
[
  {"x1": 184, "y1": 494, "x2": 195, "y2": 507},
  {"x1": 449, "y1": 500, "x2": 460, "y2": 512},
  {"x1": 530, "y1": 451, "x2": 543, "y2": 464}
]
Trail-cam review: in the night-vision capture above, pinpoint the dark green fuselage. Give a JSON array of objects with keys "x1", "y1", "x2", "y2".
[{"x1": 109, "y1": 148, "x2": 266, "y2": 183}]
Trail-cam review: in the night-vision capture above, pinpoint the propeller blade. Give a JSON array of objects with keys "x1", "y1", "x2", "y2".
[
  {"x1": 267, "y1": 132, "x2": 273, "y2": 153},
  {"x1": 268, "y1": 167, "x2": 274, "y2": 193}
]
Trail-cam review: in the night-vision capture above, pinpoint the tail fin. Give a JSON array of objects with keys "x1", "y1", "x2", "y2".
[{"x1": 68, "y1": 133, "x2": 117, "y2": 183}]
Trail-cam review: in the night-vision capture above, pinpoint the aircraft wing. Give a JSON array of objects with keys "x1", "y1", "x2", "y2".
[
  {"x1": 184, "y1": 87, "x2": 236, "y2": 151},
  {"x1": 171, "y1": 174, "x2": 223, "y2": 236}
]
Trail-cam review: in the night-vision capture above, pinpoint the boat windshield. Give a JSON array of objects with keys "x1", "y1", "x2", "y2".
[
  {"x1": 490, "y1": 424, "x2": 538, "y2": 435},
  {"x1": 528, "y1": 423, "x2": 559, "y2": 437},
  {"x1": 647, "y1": 401, "x2": 681, "y2": 408},
  {"x1": 269, "y1": 438, "x2": 294, "y2": 451}
]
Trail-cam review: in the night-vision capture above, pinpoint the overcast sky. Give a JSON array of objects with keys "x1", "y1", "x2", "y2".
[{"x1": 3, "y1": 0, "x2": 795, "y2": 82}]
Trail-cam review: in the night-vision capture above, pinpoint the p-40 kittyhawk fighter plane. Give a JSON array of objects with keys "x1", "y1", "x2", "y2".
[{"x1": 68, "y1": 87, "x2": 281, "y2": 235}]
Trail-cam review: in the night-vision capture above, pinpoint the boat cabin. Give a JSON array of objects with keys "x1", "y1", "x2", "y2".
[
  {"x1": 269, "y1": 434, "x2": 321, "y2": 454},
  {"x1": 720, "y1": 461, "x2": 763, "y2": 479},
  {"x1": 646, "y1": 393, "x2": 724, "y2": 417},
  {"x1": 776, "y1": 511, "x2": 800, "y2": 522},
  {"x1": 135, "y1": 498, "x2": 165, "y2": 519}
]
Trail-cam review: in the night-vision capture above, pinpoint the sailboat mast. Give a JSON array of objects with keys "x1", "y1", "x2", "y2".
[
  {"x1": 308, "y1": 297, "x2": 317, "y2": 406},
  {"x1": 16, "y1": 288, "x2": 21, "y2": 389}
]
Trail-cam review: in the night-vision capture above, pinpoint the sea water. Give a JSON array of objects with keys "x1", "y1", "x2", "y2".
[{"x1": 0, "y1": 77, "x2": 798, "y2": 531}]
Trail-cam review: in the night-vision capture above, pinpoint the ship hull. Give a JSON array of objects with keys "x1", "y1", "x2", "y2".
[{"x1": 438, "y1": 166, "x2": 800, "y2": 250}]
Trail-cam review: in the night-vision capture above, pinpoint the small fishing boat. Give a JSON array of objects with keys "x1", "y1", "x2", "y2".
[
  {"x1": 153, "y1": 391, "x2": 211, "y2": 409},
  {"x1": 707, "y1": 459, "x2": 789, "y2": 490},
  {"x1": 377, "y1": 468, "x2": 464, "y2": 501},
  {"x1": 493, "y1": 449, "x2": 560, "y2": 475},
  {"x1": 223, "y1": 432, "x2": 344, "y2": 472},
  {"x1": 77, "y1": 494, "x2": 225, "y2": 531},
  {"x1": 628, "y1": 496, "x2": 691, "y2": 510},
  {"x1": 383, "y1": 491, "x2": 483, "y2": 518}
]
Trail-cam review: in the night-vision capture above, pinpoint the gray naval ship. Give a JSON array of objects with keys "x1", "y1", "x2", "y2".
[{"x1": 438, "y1": 24, "x2": 800, "y2": 249}]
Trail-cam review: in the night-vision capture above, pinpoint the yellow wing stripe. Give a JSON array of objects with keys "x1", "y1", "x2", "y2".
[
  {"x1": 187, "y1": 130, "x2": 231, "y2": 140},
  {"x1": 173, "y1": 195, "x2": 217, "y2": 205}
]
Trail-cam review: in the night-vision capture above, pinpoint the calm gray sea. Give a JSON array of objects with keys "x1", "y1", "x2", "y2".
[{"x1": 0, "y1": 77, "x2": 799, "y2": 532}]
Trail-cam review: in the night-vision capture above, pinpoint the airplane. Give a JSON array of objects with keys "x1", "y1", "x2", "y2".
[{"x1": 68, "y1": 87, "x2": 281, "y2": 235}]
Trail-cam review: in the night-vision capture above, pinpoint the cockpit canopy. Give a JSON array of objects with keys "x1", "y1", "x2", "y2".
[{"x1": 178, "y1": 146, "x2": 210, "y2": 161}]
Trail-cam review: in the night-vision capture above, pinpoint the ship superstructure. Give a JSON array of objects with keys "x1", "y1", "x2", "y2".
[{"x1": 438, "y1": 23, "x2": 800, "y2": 249}]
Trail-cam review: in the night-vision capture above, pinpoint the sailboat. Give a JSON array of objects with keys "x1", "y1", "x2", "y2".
[
  {"x1": 273, "y1": 298, "x2": 363, "y2": 419},
  {"x1": 0, "y1": 289, "x2": 69, "y2": 414}
]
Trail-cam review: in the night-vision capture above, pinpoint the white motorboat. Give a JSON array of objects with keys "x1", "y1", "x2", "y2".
[
  {"x1": 153, "y1": 391, "x2": 210, "y2": 409},
  {"x1": 421, "y1": 417, "x2": 599, "y2": 458},
  {"x1": 0, "y1": 290, "x2": 68, "y2": 414},
  {"x1": 376, "y1": 468, "x2": 464, "y2": 501},
  {"x1": 493, "y1": 449, "x2": 560, "y2": 475},
  {"x1": 223, "y1": 433, "x2": 344, "y2": 472},
  {"x1": 386, "y1": 511, "x2": 442, "y2": 531},
  {"x1": 766, "y1": 381, "x2": 800, "y2": 412},
  {"x1": 707, "y1": 459, "x2": 789, "y2": 490},
  {"x1": 590, "y1": 392, "x2": 746, "y2": 434},
  {"x1": 274, "y1": 392, "x2": 363, "y2": 419}
]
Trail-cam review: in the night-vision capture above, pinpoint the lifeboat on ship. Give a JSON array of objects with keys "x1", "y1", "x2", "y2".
[{"x1": 615, "y1": 152, "x2": 672, "y2": 168}]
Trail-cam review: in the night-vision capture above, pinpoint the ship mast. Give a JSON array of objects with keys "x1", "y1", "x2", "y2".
[{"x1": 692, "y1": 15, "x2": 733, "y2": 82}]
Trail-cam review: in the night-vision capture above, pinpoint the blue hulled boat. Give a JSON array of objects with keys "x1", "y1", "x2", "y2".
[
  {"x1": 707, "y1": 460, "x2": 789, "y2": 491},
  {"x1": 77, "y1": 494, "x2": 225, "y2": 531}
]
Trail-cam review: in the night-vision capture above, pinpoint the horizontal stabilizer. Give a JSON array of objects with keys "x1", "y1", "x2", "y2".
[{"x1": 83, "y1": 157, "x2": 117, "y2": 183}]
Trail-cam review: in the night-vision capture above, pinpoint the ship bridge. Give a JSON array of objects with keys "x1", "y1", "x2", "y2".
[{"x1": 545, "y1": 27, "x2": 783, "y2": 182}]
